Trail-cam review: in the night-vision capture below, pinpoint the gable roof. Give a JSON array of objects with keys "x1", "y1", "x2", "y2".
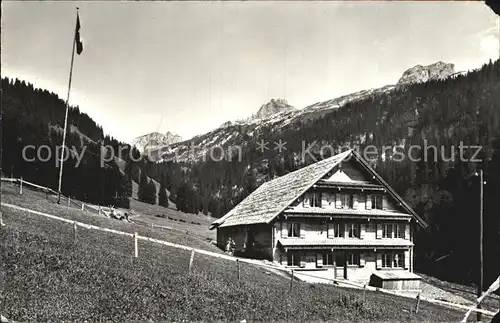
[
  {"x1": 211, "y1": 149, "x2": 428, "y2": 229},
  {"x1": 349, "y1": 150, "x2": 428, "y2": 228}
]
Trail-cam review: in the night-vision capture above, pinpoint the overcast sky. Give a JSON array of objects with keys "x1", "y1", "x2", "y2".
[{"x1": 2, "y1": 1, "x2": 499, "y2": 143}]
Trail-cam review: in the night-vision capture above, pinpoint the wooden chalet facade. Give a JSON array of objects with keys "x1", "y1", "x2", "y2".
[{"x1": 211, "y1": 150, "x2": 428, "y2": 288}]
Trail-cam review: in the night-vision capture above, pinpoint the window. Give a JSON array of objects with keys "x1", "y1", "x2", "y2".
[
  {"x1": 305, "y1": 192, "x2": 322, "y2": 207},
  {"x1": 381, "y1": 253, "x2": 391, "y2": 268},
  {"x1": 393, "y1": 252, "x2": 404, "y2": 268},
  {"x1": 313, "y1": 192, "x2": 322, "y2": 207},
  {"x1": 340, "y1": 194, "x2": 353, "y2": 209},
  {"x1": 287, "y1": 251, "x2": 301, "y2": 267},
  {"x1": 348, "y1": 224, "x2": 359, "y2": 238},
  {"x1": 382, "y1": 224, "x2": 392, "y2": 238},
  {"x1": 394, "y1": 224, "x2": 405, "y2": 239},
  {"x1": 380, "y1": 252, "x2": 404, "y2": 268},
  {"x1": 287, "y1": 223, "x2": 301, "y2": 238},
  {"x1": 324, "y1": 193, "x2": 335, "y2": 207},
  {"x1": 323, "y1": 253, "x2": 334, "y2": 266},
  {"x1": 372, "y1": 195, "x2": 383, "y2": 209},
  {"x1": 346, "y1": 253, "x2": 360, "y2": 266},
  {"x1": 330, "y1": 223, "x2": 344, "y2": 238}
]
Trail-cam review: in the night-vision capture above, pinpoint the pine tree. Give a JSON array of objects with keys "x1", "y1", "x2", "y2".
[
  {"x1": 146, "y1": 180, "x2": 157, "y2": 204},
  {"x1": 158, "y1": 178, "x2": 169, "y2": 208},
  {"x1": 138, "y1": 170, "x2": 149, "y2": 203},
  {"x1": 175, "y1": 182, "x2": 188, "y2": 212}
]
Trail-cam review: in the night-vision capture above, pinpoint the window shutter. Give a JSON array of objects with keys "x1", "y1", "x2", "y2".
[
  {"x1": 404, "y1": 224, "x2": 410, "y2": 240},
  {"x1": 360, "y1": 224, "x2": 366, "y2": 239},
  {"x1": 300, "y1": 225, "x2": 306, "y2": 238},
  {"x1": 382, "y1": 196, "x2": 388, "y2": 210},
  {"x1": 335, "y1": 193, "x2": 342, "y2": 209},
  {"x1": 281, "y1": 222, "x2": 288, "y2": 238},
  {"x1": 344, "y1": 224, "x2": 349, "y2": 238},
  {"x1": 359, "y1": 253, "x2": 365, "y2": 267},
  {"x1": 376, "y1": 253, "x2": 382, "y2": 269},
  {"x1": 327, "y1": 223, "x2": 334, "y2": 238},
  {"x1": 352, "y1": 194, "x2": 358, "y2": 209},
  {"x1": 404, "y1": 250, "x2": 410, "y2": 269},
  {"x1": 366, "y1": 194, "x2": 372, "y2": 209},
  {"x1": 376, "y1": 223, "x2": 382, "y2": 239},
  {"x1": 317, "y1": 254, "x2": 323, "y2": 268}
]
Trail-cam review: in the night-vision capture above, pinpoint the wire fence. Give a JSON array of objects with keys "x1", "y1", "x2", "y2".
[{"x1": 1, "y1": 177, "x2": 117, "y2": 217}]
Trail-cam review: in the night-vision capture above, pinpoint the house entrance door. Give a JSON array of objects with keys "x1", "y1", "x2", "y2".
[{"x1": 335, "y1": 253, "x2": 347, "y2": 279}]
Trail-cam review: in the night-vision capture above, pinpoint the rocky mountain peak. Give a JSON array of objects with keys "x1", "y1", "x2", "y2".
[
  {"x1": 396, "y1": 61, "x2": 455, "y2": 88},
  {"x1": 252, "y1": 98, "x2": 296, "y2": 120},
  {"x1": 132, "y1": 131, "x2": 182, "y2": 153}
]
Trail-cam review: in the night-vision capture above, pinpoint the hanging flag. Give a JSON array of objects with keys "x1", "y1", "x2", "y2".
[{"x1": 75, "y1": 12, "x2": 83, "y2": 55}]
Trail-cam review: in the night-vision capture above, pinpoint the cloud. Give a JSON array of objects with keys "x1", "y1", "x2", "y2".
[
  {"x1": 477, "y1": 18, "x2": 499, "y2": 57},
  {"x1": 480, "y1": 34, "x2": 499, "y2": 54}
]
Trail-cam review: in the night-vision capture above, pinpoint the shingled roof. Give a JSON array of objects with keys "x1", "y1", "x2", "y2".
[
  {"x1": 211, "y1": 149, "x2": 428, "y2": 229},
  {"x1": 212, "y1": 150, "x2": 351, "y2": 228}
]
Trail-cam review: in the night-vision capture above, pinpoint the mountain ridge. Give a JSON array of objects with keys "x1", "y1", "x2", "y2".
[{"x1": 157, "y1": 61, "x2": 457, "y2": 162}]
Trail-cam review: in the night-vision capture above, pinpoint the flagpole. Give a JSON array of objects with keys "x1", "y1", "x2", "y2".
[{"x1": 57, "y1": 7, "x2": 79, "y2": 204}]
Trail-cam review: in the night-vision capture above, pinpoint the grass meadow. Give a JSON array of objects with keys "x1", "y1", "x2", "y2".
[{"x1": 0, "y1": 183, "x2": 467, "y2": 322}]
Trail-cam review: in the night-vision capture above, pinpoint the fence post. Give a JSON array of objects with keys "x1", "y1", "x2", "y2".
[
  {"x1": 98, "y1": 206, "x2": 101, "y2": 216},
  {"x1": 19, "y1": 177, "x2": 23, "y2": 195},
  {"x1": 237, "y1": 259, "x2": 240, "y2": 280},
  {"x1": 82, "y1": 203, "x2": 85, "y2": 211},
  {"x1": 414, "y1": 292, "x2": 420, "y2": 314},
  {"x1": 68, "y1": 196, "x2": 71, "y2": 207},
  {"x1": 189, "y1": 249, "x2": 195, "y2": 273},
  {"x1": 134, "y1": 232, "x2": 138, "y2": 258},
  {"x1": 73, "y1": 221, "x2": 77, "y2": 242},
  {"x1": 363, "y1": 284, "x2": 367, "y2": 303},
  {"x1": 290, "y1": 269, "x2": 294, "y2": 292},
  {"x1": 0, "y1": 211, "x2": 4, "y2": 227}
]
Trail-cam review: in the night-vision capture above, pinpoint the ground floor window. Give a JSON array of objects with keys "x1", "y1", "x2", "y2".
[
  {"x1": 380, "y1": 252, "x2": 405, "y2": 268},
  {"x1": 381, "y1": 253, "x2": 391, "y2": 268},
  {"x1": 346, "y1": 252, "x2": 360, "y2": 266},
  {"x1": 393, "y1": 252, "x2": 404, "y2": 268},
  {"x1": 323, "y1": 253, "x2": 334, "y2": 266},
  {"x1": 287, "y1": 251, "x2": 301, "y2": 267}
]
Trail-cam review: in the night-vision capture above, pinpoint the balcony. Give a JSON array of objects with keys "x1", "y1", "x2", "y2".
[
  {"x1": 283, "y1": 206, "x2": 412, "y2": 221},
  {"x1": 278, "y1": 238, "x2": 413, "y2": 250}
]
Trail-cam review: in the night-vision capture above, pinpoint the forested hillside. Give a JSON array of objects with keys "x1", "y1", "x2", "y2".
[
  {"x1": 1, "y1": 77, "x2": 136, "y2": 207},
  {"x1": 148, "y1": 60, "x2": 500, "y2": 286}
]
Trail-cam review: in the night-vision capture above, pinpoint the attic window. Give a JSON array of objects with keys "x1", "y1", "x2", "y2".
[
  {"x1": 303, "y1": 192, "x2": 321, "y2": 207},
  {"x1": 371, "y1": 195, "x2": 383, "y2": 210}
]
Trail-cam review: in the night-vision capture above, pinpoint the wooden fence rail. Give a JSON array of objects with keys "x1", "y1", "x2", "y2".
[{"x1": 1, "y1": 201, "x2": 498, "y2": 318}]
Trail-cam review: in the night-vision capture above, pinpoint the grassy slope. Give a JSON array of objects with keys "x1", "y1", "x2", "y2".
[
  {"x1": 1, "y1": 184, "x2": 217, "y2": 252},
  {"x1": 0, "y1": 185, "x2": 467, "y2": 322}
]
